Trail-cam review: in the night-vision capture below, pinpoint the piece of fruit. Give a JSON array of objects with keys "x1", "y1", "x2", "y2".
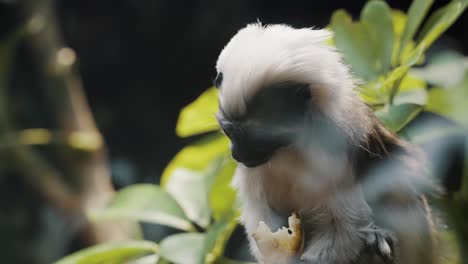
[{"x1": 252, "y1": 212, "x2": 304, "y2": 256}]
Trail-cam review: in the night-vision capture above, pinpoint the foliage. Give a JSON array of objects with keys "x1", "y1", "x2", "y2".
[
  {"x1": 56, "y1": 0, "x2": 467, "y2": 263},
  {"x1": 55, "y1": 241, "x2": 159, "y2": 264}
]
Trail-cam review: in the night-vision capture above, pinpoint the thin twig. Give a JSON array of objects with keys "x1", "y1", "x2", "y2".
[
  {"x1": 17, "y1": 0, "x2": 133, "y2": 243},
  {"x1": 0, "y1": 21, "x2": 79, "y2": 216}
]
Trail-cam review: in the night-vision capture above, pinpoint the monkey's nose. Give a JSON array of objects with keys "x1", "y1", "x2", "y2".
[
  {"x1": 230, "y1": 143, "x2": 272, "y2": 167},
  {"x1": 221, "y1": 123, "x2": 243, "y2": 142},
  {"x1": 230, "y1": 143, "x2": 241, "y2": 161}
]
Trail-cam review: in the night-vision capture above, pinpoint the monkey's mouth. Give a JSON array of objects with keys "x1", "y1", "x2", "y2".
[{"x1": 238, "y1": 156, "x2": 271, "y2": 168}]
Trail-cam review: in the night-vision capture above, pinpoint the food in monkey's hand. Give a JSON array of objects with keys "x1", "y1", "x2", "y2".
[{"x1": 252, "y1": 212, "x2": 303, "y2": 256}]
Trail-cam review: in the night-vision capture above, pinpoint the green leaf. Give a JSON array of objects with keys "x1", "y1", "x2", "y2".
[
  {"x1": 55, "y1": 241, "x2": 158, "y2": 264},
  {"x1": 128, "y1": 255, "x2": 160, "y2": 264},
  {"x1": 176, "y1": 87, "x2": 220, "y2": 138},
  {"x1": 375, "y1": 103, "x2": 422, "y2": 132},
  {"x1": 464, "y1": 138, "x2": 468, "y2": 199},
  {"x1": 392, "y1": 74, "x2": 428, "y2": 105},
  {"x1": 410, "y1": 51, "x2": 468, "y2": 87},
  {"x1": 159, "y1": 233, "x2": 205, "y2": 264},
  {"x1": 393, "y1": 89, "x2": 427, "y2": 106},
  {"x1": 398, "y1": 73, "x2": 427, "y2": 92},
  {"x1": 207, "y1": 157, "x2": 238, "y2": 220},
  {"x1": 426, "y1": 74, "x2": 468, "y2": 127},
  {"x1": 400, "y1": 119, "x2": 465, "y2": 145},
  {"x1": 391, "y1": 10, "x2": 407, "y2": 38},
  {"x1": 409, "y1": 0, "x2": 467, "y2": 64},
  {"x1": 359, "y1": 64, "x2": 410, "y2": 105},
  {"x1": 398, "y1": 0, "x2": 434, "y2": 59},
  {"x1": 161, "y1": 133, "x2": 230, "y2": 186},
  {"x1": 390, "y1": 10, "x2": 408, "y2": 67},
  {"x1": 360, "y1": 61, "x2": 428, "y2": 107},
  {"x1": 330, "y1": 1, "x2": 394, "y2": 81},
  {"x1": 393, "y1": 0, "x2": 468, "y2": 69},
  {"x1": 160, "y1": 134, "x2": 232, "y2": 227},
  {"x1": 88, "y1": 184, "x2": 195, "y2": 231},
  {"x1": 201, "y1": 213, "x2": 239, "y2": 264},
  {"x1": 165, "y1": 168, "x2": 212, "y2": 228},
  {"x1": 330, "y1": 10, "x2": 377, "y2": 81},
  {"x1": 440, "y1": 231, "x2": 462, "y2": 264},
  {"x1": 158, "y1": 216, "x2": 239, "y2": 264},
  {"x1": 361, "y1": 1, "x2": 394, "y2": 75},
  {"x1": 215, "y1": 258, "x2": 256, "y2": 264}
]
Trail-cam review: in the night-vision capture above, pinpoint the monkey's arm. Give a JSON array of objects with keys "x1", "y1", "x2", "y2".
[
  {"x1": 358, "y1": 139, "x2": 438, "y2": 263},
  {"x1": 365, "y1": 187, "x2": 438, "y2": 264},
  {"x1": 353, "y1": 114, "x2": 439, "y2": 264}
]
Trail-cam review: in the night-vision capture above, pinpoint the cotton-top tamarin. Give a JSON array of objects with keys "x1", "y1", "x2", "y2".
[{"x1": 215, "y1": 23, "x2": 438, "y2": 264}]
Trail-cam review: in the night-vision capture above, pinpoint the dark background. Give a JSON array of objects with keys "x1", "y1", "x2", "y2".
[{"x1": 0, "y1": 1, "x2": 466, "y2": 263}]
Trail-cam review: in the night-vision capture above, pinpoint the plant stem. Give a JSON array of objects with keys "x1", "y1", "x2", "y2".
[{"x1": 388, "y1": 72, "x2": 405, "y2": 105}]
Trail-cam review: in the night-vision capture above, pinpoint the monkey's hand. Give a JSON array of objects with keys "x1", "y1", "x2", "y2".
[
  {"x1": 361, "y1": 223, "x2": 394, "y2": 262},
  {"x1": 252, "y1": 213, "x2": 304, "y2": 262}
]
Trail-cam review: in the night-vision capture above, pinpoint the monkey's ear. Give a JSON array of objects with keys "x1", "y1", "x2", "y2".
[{"x1": 214, "y1": 72, "x2": 223, "y2": 89}]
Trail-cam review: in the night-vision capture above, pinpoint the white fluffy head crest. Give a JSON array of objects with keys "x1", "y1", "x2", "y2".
[{"x1": 216, "y1": 23, "x2": 357, "y2": 120}]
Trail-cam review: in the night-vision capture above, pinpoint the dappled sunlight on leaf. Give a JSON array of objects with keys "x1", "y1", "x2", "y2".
[
  {"x1": 161, "y1": 133, "x2": 230, "y2": 186},
  {"x1": 176, "y1": 87, "x2": 220, "y2": 138},
  {"x1": 18, "y1": 128, "x2": 52, "y2": 145},
  {"x1": 392, "y1": 74, "x2": 428, "y2": 105},
  {"x1": 207, "y1": 157, "x2": 238, "y2": 220},
  {"x1": 390, "y1": 9, "x2": 408, "y2": 67},
  {"x1": 68, "y1": 131, "x2": 103, "y2": 151},
  {"x1": 398, "y1": 73, "x2": 426, "y2": 92},
  {"x1": 391, "y1": 10, "x2": 407, "y2": 37}
]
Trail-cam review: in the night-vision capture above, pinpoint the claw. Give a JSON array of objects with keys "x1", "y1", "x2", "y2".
[
  {"x1": 363, "y1": 224, "x2": 393, "y2": 261},
  {"x1": 377, "y1": 236, "x2": 392, "y2": 257}
]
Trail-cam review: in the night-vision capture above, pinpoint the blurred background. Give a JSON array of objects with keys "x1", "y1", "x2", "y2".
[{"x1": 0, "y1": 0, "x2": 466, "y2": 263}]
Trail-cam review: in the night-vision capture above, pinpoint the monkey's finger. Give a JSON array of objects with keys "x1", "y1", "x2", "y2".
[{"x1": 376, "y1": 235, "x2": 392, "y2": 260}]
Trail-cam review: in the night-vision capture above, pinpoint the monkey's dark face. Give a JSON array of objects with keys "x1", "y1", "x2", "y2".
[{"x1": 217, "y1": 80, "x2": 311, "y2": 167}]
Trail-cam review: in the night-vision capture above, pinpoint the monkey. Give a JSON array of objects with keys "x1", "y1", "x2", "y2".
[{"x1": 214, "y1": 23, "x2": 439, "y2": 264}]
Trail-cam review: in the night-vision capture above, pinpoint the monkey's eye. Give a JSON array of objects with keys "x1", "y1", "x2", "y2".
[{"x1": 214, "y1": 72, "x2": 223, "y2": 89}]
